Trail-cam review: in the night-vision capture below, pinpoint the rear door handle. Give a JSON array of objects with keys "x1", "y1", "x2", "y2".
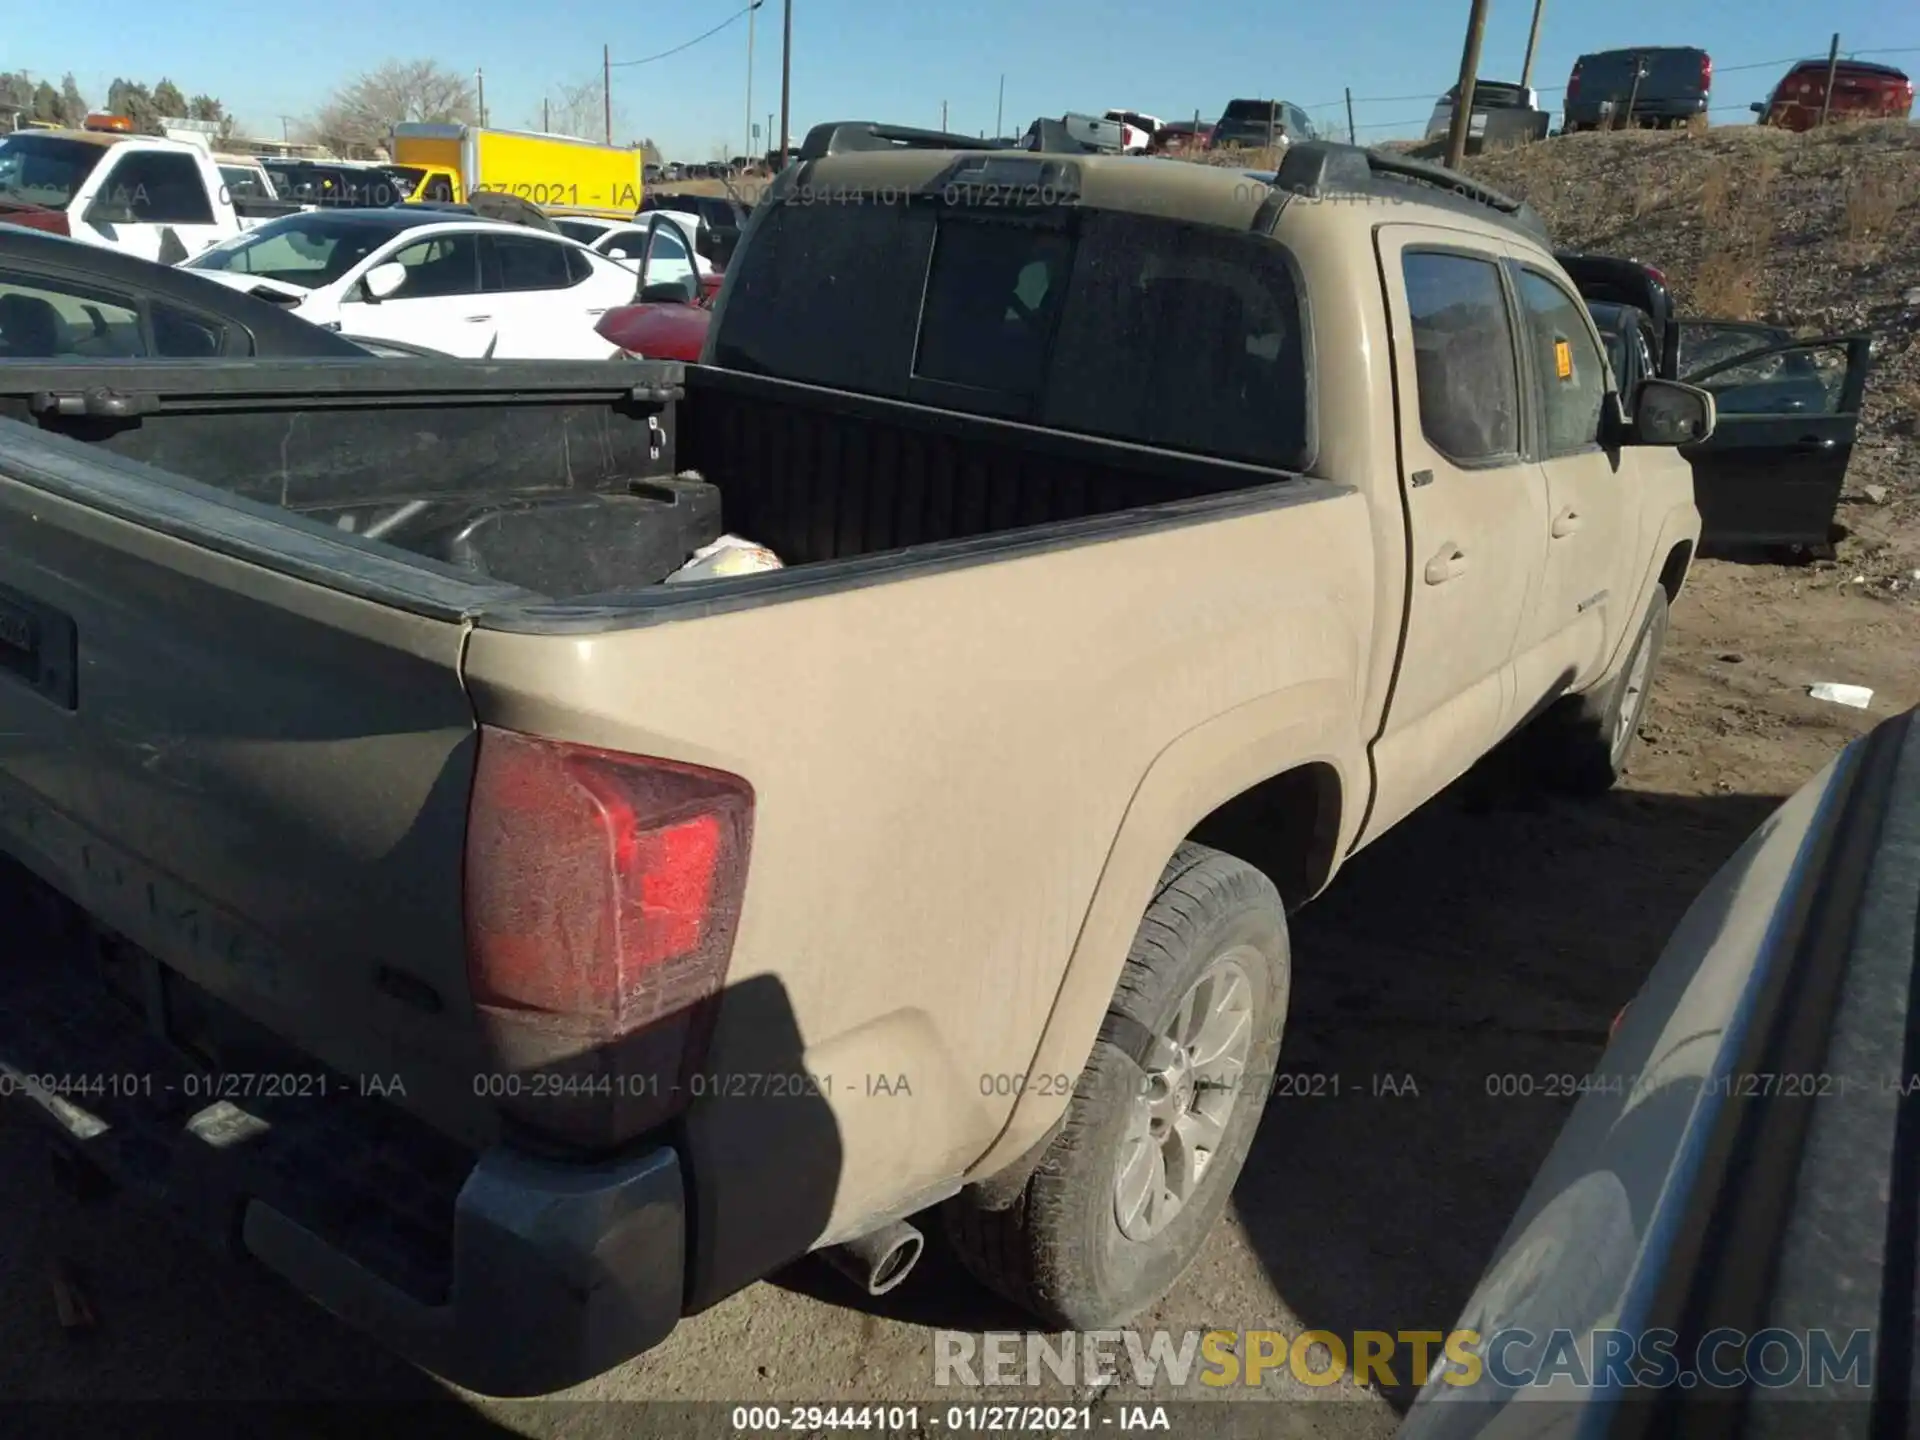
[
  {"x1": 1551, "y1": 507, "x2": 1583, "y2": 538},
  {"x1": 464, "y1": 315, "x2": 492, "y2": 322},
  {"x1": 1424, "y1": 544, "x2": 1469, "y2": 585},
  {"x1": 1789, "y1": 436, "x2": 1837, "y2": 454}
]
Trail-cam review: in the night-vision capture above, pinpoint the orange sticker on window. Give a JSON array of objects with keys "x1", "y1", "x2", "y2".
[{"x1": 1554, "y1": 338, "x2": 1573, "y2": 379}]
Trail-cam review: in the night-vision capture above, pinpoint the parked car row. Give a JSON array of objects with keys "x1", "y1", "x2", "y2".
[
  {"x1": 1146, "y1": 46, "x2": 1913, "y2": 159},
  {"x1": 1557, "y1": 46, "x2": 1910, "y2": 134}
]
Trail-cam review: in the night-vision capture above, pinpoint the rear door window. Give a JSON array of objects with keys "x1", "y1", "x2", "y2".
[
  {"x1": 489, "y1": 235, "x2": 578, "y2": 291},
  {"x1": 0, "y1": 270, "x2": 145, "y2": 357},
  {"x1": 1401, "y1": 251, "x2": 1521, "y2": 462}
]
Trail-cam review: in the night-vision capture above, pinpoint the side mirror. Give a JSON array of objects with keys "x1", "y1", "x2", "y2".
[
  {"x1": 1631, "y1": 379, "x2": 1716, "y2": 446},
  {"x1": 1749, "y1": 102, "x2": 1766, "y2": 115},
  {"x1": 361, "y1": 262, "x2": 408, "y2": 302},
  {"x1": 640, "y1": 275, "x2": 698, "y2": 305}
]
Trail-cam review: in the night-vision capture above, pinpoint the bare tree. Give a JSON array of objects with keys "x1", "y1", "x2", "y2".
[
  {"x1": 59, "y1": 74, "x2": 88, "y2": 126},
  {"x1": 309, "y1": 59, "x2": 476, "y2": 154},
  {"x1": 531, "y1": 77, "x2": 625, "y2": 141}
]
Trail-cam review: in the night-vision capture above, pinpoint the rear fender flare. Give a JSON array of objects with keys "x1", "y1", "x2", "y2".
[{"x1": 963, "y1": 680, "x2": 1363, "y2": 1180}]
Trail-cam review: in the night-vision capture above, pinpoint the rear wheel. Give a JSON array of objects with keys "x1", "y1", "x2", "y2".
[{"x1": 944, "y1": 844, "x2": 1290, "y2": 1329}]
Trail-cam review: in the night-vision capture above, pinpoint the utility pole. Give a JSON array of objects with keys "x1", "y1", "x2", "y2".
[
  {"x1": 1819, "y1": 33, "x2": 1841, "y2": 127},
  {"x1": 745, "y1": 0, "x2": 757, "y2": 163},
  {"x1": 543, "y1": 98, "x2": 549, "y2": 132},
  {"x1": 475, "y1": 68, "x2": 486, "y2": 128},
  {"x1": 996, "y1": 75, "x2": 1005, "y2": 137},
  {"x1": 1345, "y1": 87, "x2": 1356, "y2": 143},
  {"x1": 604, "y1": 44, "x2": 612, "y2": 144},
  {"x1": 941, "y1": 100, "x2": 948, "y2": 131},
  {"x1": 1519, "y1": 0, "x2": 1547, "y2": 89},
  {"x1": 778, "y1": 0, "x2": 792, "y2": 163},
  {"x1": 1444, "y1": 0, "x2": 1489, "y2": 170},
  {"x1": 1623, "y1": 56, "x2": 1647, "y2": 130}
]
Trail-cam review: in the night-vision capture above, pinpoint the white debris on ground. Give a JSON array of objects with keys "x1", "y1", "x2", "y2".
[{"x1": 1808, "y1": 682, "x2": 1874, "y2": 709}]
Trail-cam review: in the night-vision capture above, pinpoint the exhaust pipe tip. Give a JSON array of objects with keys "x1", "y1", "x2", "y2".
[{"x1": 822, "y1": 1218, "x2": 925, "y2": 1297}]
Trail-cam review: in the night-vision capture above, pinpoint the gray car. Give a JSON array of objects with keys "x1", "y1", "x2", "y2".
[{"x1": 1402, "y1": 704, "x2": 1920, "y2": 1432}]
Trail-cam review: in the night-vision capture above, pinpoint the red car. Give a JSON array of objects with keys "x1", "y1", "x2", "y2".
[
  {"x1": 596, "y1": 272, "x2": 717, "y2": 362},
  {"x1": 1148, "y1": 121, "x2": 1214, "y2": 154},
  {"x1": 1754, "y1": 59, "x2": 1913, "y2": 129}
]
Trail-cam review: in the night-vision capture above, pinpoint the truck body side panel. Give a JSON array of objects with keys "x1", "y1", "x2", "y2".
[{"x1": 459, "y1": 478, "x2": 1375, "y2": 1284}]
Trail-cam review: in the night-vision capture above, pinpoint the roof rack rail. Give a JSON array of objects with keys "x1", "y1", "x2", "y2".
[
  {"x1": 1271, "y1": 140, "x2": 1547, "y2": 239},
  {"x1": 799, "y1": 114, "x2": 1129, "y2": 161},
  {"x1": 798, "y1": 121, "x2": 1018, "y2": 160}
]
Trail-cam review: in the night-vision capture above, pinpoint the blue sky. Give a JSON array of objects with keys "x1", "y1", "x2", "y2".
[{"x1": 10, "y1": 0, "x2": 1919, "y2": 160}]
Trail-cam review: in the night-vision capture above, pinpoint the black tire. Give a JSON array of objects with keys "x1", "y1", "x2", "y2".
[
  {"x1": 944, "y1": 843, "x2": 1290, "y2": 1329},
  {"x1": 1532, "y1": 588, "x2": 1670, "y2": 795}
]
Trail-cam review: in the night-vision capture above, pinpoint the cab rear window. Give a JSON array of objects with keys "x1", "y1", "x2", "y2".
[{"x1": 712, "y1": 199, "x2": 1312, "y2": 472}]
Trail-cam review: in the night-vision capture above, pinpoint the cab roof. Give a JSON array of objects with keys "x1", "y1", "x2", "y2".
[{"x1": 781, "y1": 128, "x2": 1549, "y2": 244}]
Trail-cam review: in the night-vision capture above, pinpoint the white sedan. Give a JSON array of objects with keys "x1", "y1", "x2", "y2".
[{"x1": 182, "y1": 210, "x2": 640, "y2": 359}]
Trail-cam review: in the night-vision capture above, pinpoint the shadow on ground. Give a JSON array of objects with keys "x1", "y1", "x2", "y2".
[{"x1": 1227, "y1": 769, "x2": 1783, "y2": 1411}]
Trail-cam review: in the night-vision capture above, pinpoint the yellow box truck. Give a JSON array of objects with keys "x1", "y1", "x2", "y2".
[{"x1": 389, "y1": 123, "x2": 644, "y2": 218}]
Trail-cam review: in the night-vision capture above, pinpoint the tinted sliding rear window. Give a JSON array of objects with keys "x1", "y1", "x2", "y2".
[{"x1": 712, "y1": 200, "x2": 1310, "y2": 472}]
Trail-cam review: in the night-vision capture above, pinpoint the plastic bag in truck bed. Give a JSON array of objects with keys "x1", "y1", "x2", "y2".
[
  {"x1": 415, "y1": 476, "x2": 723, "y2": 595},
  {"x1": 665, "y1": 533, "x2": 785, "y2": 583}
]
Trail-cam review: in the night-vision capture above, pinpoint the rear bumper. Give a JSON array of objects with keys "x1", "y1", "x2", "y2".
[
  {"x1": 0, "y1": 867, "x2": 686, "y2": 1397},
  {"x1": 243, "y1": 1143, "x2": 685, "y2": 1396},
  {"x1": 1564, "y1": 96, "x2": 1708, "y2": 124}
]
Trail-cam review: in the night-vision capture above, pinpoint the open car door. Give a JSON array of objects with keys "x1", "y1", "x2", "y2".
[{"x1": 1675, "y1": 321, "x2": 1873, "y2": 554}]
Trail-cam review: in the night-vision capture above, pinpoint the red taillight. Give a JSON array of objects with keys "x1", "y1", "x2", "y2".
[
  {"x1": 1643, "y1": 265, "x2": 1667, "y2": 285},
  {"x1": 465, "y1": 725, "x2": 753, "y2": 1147},
  {"x1": 1700, "y1": 55, "x2": 1712, "y2": 89},
  {"x1": 1567, "y1": 66, "x2": 1582, "y2": 101}
]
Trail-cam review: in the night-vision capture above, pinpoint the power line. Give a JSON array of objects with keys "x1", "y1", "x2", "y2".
[{"x1": 610, "y1": 2, "x2": 760, "y2": 67}]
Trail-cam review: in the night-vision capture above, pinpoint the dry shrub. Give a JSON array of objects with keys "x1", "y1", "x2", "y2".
[
  {"x1": 1189, "y1": 144, "x2": 1286, "y2": 170},
  {"x1": 1844, "y1": 169, "x2": 1903, "y2": 253},
  {"x1": 1698, "y1": 159, "x2": 1734, "y2": 227},
  {"x1": 1689, "y1": 159, "x2": 1776, "y2": 319}
]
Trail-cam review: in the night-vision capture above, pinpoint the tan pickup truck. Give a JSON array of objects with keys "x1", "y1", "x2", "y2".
[{"x1": 0, "y1": 132, "x2": 1710, "y2": 1394}]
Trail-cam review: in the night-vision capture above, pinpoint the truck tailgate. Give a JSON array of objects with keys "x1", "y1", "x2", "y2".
[{"x1": 0, "y1": 430, "x2": 494, "y2": 1147}]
